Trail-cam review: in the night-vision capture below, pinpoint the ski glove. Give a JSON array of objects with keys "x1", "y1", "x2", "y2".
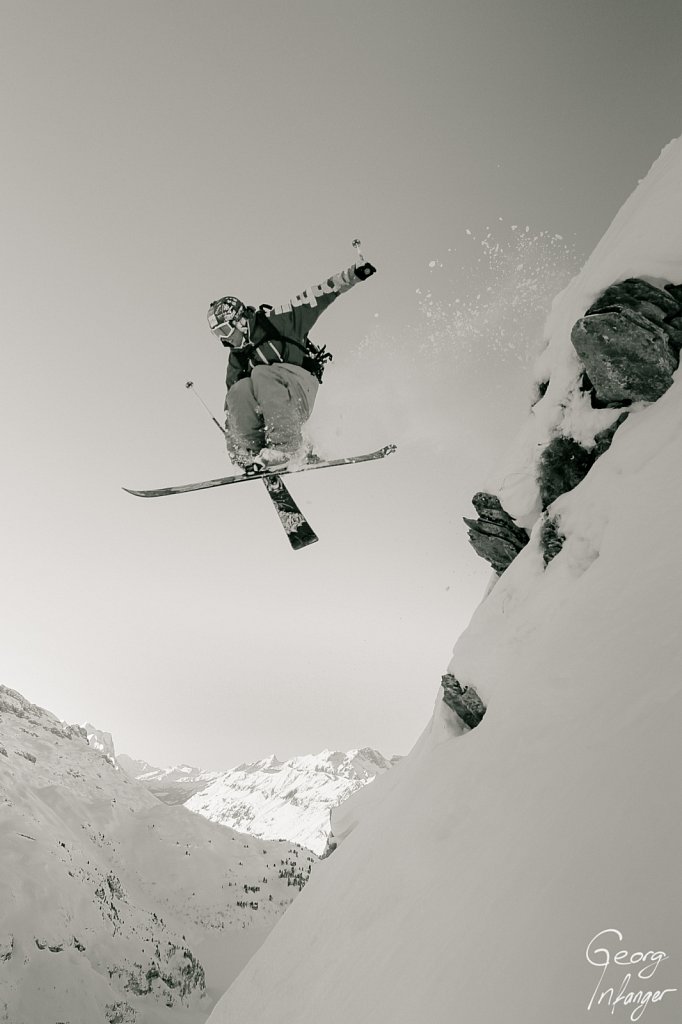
[{"x1": 354, "y1": 262, "x2": 377, "y2": 281}]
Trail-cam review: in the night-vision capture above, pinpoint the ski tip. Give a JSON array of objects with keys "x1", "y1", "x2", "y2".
[
  {"x1": 122, "y1": 487, "x2": 149, "y2": 497},
  {"x1": 289, "y1": 531, "x2": 320, "y2": 551}
]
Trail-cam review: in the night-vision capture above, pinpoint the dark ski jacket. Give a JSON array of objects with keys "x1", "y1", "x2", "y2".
[{"x1": 225, "y1": 264, "x2": 360, "y2": 390}]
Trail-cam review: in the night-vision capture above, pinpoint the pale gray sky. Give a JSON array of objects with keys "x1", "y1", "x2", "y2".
[{"x1": 3, "y1": 0, "x2": 682, "y2": 768}]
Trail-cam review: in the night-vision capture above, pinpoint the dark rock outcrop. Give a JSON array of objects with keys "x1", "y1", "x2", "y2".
[
  {"x1": 592, "y1": 412, "x2": 629, "y2": 457},
  {"x1": 540, "y1": 514, "x2": 565, "y2": 566},
  {"x1": 463, "y1": 492, "x2": 529, "y2": 575},
  {"x1": 537, "y1": 436, "x2": 595, "y2": 510},
  {"x1": 441, "y1": 675, "x2": 487, "y2": 730},
  {"x1": 532, "y1": 379, "x2": 550, "y2": 407},
  {"x1": 572, "y1": 309, "x2": 677, "y2": 404},
  {"x1": 537, "y1": 414, "x2": 629, "y2": 514},
  {"x1": 571, "y1": 278, "x2": 682, "y2": 406},
  {"x1": 585, "y1": 278, "x2": 680, "y2": 322},
  {"x1": 464, "y1": 279, "x2": 680, "y2": 583}
]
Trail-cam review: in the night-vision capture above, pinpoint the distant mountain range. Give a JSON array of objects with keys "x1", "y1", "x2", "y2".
[
  {"x1": 117, "y1": 755, "x2": 222, "y2": 804},
  {"x1": 0, "y1": 686, "x2": 315, "y2": 1024},
  {"x1": 120, "y1": 748, "x2": 398, "y2": 855}
]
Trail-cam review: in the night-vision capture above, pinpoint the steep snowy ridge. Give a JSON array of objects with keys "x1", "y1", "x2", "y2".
[
  {"x1": 183, "y1": 748, "x2": 395, "y2": 855},
  {"x1": 207, "y1": 139, "x2": 682, "y2": 1024},
  {"x1": 0, "y1": 686, "x2": 315, "y2": 1024}
]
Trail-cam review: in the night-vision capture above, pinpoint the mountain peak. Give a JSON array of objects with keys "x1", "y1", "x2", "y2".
[
  {"x1": 182, "y1": 746, "x2": 395, "y2": 854},
  {"x1": 82, "y1": 722, "x2": 117, "y2": 765}
]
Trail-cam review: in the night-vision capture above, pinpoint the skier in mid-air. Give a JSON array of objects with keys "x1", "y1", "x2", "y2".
[{"x1": 207, "y1": 256, "x2": 376, "y2": 471}]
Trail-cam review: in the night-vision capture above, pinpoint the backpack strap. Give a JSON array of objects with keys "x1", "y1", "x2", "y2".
[{"x1": 254, "y1": 305, "x2": 333, "y2": 382}]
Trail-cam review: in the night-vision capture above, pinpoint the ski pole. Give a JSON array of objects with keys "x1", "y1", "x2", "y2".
[
  {"x1": 185, "y1": 381, "x2": 225, "y2": 436},
  {"x1": 352, "y1": 238, "x2": 365, "y2": 264}
]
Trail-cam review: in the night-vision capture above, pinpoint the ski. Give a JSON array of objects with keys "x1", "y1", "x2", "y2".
[
  {"x1": 122, "y1": 445, "x2": 397, "y2": 498},
  {"x1": 260, "y1": 475, "x2": 319, "y2": 550}
]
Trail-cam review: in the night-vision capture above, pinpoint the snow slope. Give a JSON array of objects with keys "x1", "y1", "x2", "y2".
[
  {"x1": 207, "y1": 139, "x2": 682, "y2": 1024},
  {"x1": 0, "y1": 688, "x2": 315, "y2": 1024},
  {"x1": 183, "y1": 748, "x2": 395, "y2": 855}
]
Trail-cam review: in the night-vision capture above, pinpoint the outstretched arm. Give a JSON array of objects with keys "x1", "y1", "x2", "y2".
[{"x1": 267, "y1": 262, "x2": 376, "y2": 341}]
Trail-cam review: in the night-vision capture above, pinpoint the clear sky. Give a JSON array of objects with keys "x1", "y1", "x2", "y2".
[{"x1": 3, "y1": 0, "x2": 682, "y2": 769}]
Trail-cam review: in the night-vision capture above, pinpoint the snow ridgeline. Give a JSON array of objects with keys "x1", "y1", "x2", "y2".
[{"x1": 207, "y1": 139, "x2": 682, "y2": 1023}]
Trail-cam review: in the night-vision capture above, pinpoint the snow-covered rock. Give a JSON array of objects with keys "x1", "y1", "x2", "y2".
[
  {"x1": 82, "y1": 721, "x2": 118, "y2": 766},
  {"x1": 205, "y1": 138, "x2": 682, "y2": 1024},
  {"x1": 183, "y1": 748, "x2": 395, "y2": 855},
  {"x1": 0, "y1": 686, "x2": 315, "y2": 1024}
]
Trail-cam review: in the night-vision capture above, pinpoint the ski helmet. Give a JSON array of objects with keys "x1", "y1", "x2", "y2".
[{"x1": 207, "y1": 296, "x2": 249, "y2": 346}]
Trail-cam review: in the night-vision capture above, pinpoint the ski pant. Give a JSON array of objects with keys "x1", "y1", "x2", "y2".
[{"x1": 224, "y1": 363, "x2": 319, "y2": 462}]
